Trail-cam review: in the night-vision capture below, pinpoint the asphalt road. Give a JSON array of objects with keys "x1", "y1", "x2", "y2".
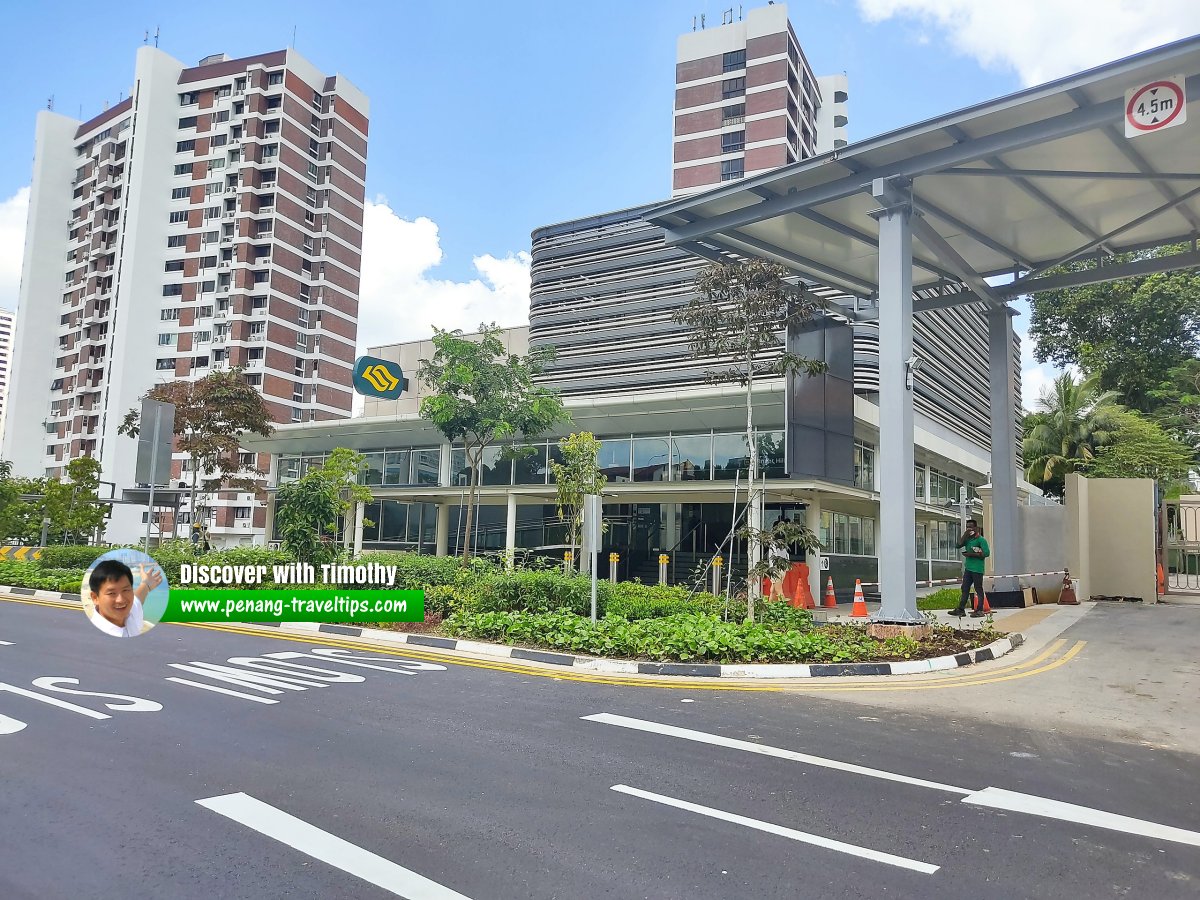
[{"x1": 2, "y1": 595, "x2": 1198, "y2": 900}]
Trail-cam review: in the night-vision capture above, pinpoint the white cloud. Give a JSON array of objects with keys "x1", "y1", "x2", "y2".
[
  {"x1": 357, "y1": 197, "x2": 531, "y2": 352},
  {"x1": 856, "y1": 0, "x2": 1200, "y2": 85},
  {"x1": 0, "y1": 187, "x2": 29, "y2": 312}
]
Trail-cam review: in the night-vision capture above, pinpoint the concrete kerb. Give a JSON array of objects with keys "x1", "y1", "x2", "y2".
[{"x1": 3, "y1": 584, "x2": 1025, "y2": 680}]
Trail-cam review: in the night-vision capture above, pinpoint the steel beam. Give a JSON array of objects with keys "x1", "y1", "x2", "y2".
[
  {"x1": 871, "y1": 178, "x2": 920, "y2": 624},
  {"x1": 938, "y1": 166, "x2": 1200, "y2": 182},
  {"x1": 909, "y1": 212, "x2": 1006, "y2": 306},
  {"x1": 988, "y1": 306, "x2": 1022, "y2": 587},
  {"x1": 998, "y1": 247, "x2": 1200, "y2": 297}
]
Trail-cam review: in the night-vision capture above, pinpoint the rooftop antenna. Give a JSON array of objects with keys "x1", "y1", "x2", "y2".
[
  {"x1": 47, "y1": 95, "x2": 54, "y2": 111},
  {"x1": 723, "y1": 8, "x2": 733, "y2": 25},
  {"x1": 701, "y1": 13, "x2": 706, "y2": 28},
  {"x1": 693, "y1": 15, "x2": 697, "y2": 31},
  {"x1": 292, "y1": 25, "x2": 297, "y2": 48}
]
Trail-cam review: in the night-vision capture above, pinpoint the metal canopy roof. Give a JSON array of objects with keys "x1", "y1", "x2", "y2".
[{"x1": 646, "y1": 35, "x2": 1200, "y2": 315}]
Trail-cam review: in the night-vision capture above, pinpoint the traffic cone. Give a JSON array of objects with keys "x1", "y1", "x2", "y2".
[
  {"x1": 977, "y1": 591, "x2": 992, "y2": 614},
  {"x1": 850, "y1": 579, "x2": 869, "y2": 618},
  {"x1": 1058, "y1": 571, "x2": 1079, "y2": 605},
  {"x1": 823, "y1": 576, "x2": 838, "y2": 608},
  {"x1": 790, "y1": 564, "x2": 816, "y2": 610}
]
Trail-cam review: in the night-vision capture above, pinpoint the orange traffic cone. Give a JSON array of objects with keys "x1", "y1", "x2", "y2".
[
  {"x1": 823, "y1": 576, "x2": 838, "y2": 608},
  {"x1": 789, "y1": 563, "x2": 816, "y2": 609},
  {"x1": 1058, "y1": 571, "x2": 1079, "y2": 605},
  {"x1": 977, "y1": 591, "x2": 992, "y2": 614},
  {"x1": 850, "y1": 579, "x2": 869, "y2": 618}
]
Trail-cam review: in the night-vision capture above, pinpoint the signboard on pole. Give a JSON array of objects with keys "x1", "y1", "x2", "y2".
[
  {"x1": 352, "y1": 355, "x2": 409, "y2": 400},
  {"x1": 1125, "y1": 76, "x2": 1186, "y2": 137},
  {"x1": 135, "y1": 399, "x2": 175, "y2": 486}
]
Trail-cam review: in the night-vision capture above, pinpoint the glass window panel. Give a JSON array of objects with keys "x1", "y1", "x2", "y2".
[
  {"x1": 480, "y1": 445, "x2": 513, "y2": 486},
  {"x1": 279, "y1": 456, "x2": 300, "y2": 484},
  {"x1": 361, "y1": 452, "x2": 384, "y2": 486},
  {"x1": 820, "y1": 510, "x2": 831, "y2": 549},
  {"x1": 379, "y1": 500, "x2": 407, "y2": 542},
  {"x1": 863, "y1": 517, "x2": 875, "y2": 556},
  {"x1": 597, "y1": 438, "x2": 631, "y2": 482},
  {"x1": 855, "y1": 442, "x2": 875, "y2": 490},
  {"x1": 513, "y1": 444, "x2": 547, "y2": 485},
  {"x1": 450, "y1": 448, "x2": 469, "y2": 486},
  {"x1": 362, "y1": 501, "x2": 381, "y2": 543},
  {"x1": 633, "y1": 438, "x2": 670, "y2": 482},
  {"x1": 834, "y1": 513, "x2": 848, "y2": 555},
  {"x1": 915, "y1": 465, "x2": 926, "y2": 499},
  {"x1": 406, "y1": 502, "x2": 424, "y2": 544},
  {"x1": 671, "y1": 435, "x2": 711, "y2": 481},
  {"x1": 712, "y1": 433, "x2": 750, "y2": 481},
  {"x1": 758, "y1": 431, "x2": 785, "y2": 478},
  {"x1": 384, "y1": 450, "x2": 410, "y2": 486},
  {"x1": 546, "y1": 441, "x2": 564, "y2": 481},
  {"x1": 915, "y1": 523, "x2": 927, "y2": 559},
  {"x1": 848, "y1": 515, "x2": 863, "y2": 556},
  {"x1": 413, "y1": 449, "x2": 440, "y2": 485}
]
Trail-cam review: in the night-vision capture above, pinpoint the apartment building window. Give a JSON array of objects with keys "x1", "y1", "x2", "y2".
[
  {"x1": 268, "y1": 71, "x2": 284, "y2": 86},
  {"x1": 292, "y1": 383, "x2": 304, "y2": 403},
  {"x1": 234, "y1": 507, "x2": 252, "y2": 520},
  {"x1": 174, "y1": 164, "x2": 193, "y2": 176},
  {"x1": 253, "y1": 272, "x2": 269, "y2": 285},
  {"x1": 179, "y1": 116, "x2": 197, "y2": 129},
  {"x1": 164, "y1": 260, "x2": 184, "y2": 273},
  {"x1": 170, "y1": 187, "x2": 190, "y2": 201},
  {"x1": 198, "y1": 305, "x2": 213, "y2": 318},
  {"x1": 214, "y1": 110, "x2": 230, "y2": 124},
  {"x1": 212, "y1": 134, "x2": 228, "y2": 147},
  {"x1": 200, "y1": 255, "x2": 216, "y2": 268},
  {"x1": 201, "y1": 280, "x2": 215, "y2": 294},
  {"x1": 722, "y1": 49, "x2": 746, "y2": 72},
  {"x1": 176, "y1": 140, "x2": 195, "y2": 153},
  {"x1": 195, "y1": 330, "x2": 211, "y2": 343},
  {"x1": 248, "y1": 348, "x2": 264, "y2": 361},
  {"x1": 294, "y1": 356, "x2": 305, "y2": 376},
  {"x1": 720, "y1": 158, "x2": 744, "y2": 181},
  {"x1": 156, "y1": 359, "x2": 174, "y2": 371},
  {"x1": 721, "y1": 77, "x2": 746, "y2": 99},
  {"x1": 265, "y1": 95, "x2": 282, "y2": 110},
  {"x1": 298, "y1": 310, "x2": 310, "y2": 328},
  {"x1": 251, "y1": 296, "x2": 268, "y2": 310},
  {"x1": 193, "y1": 355, "x2": 209, "y2": 369},
  {"x1": 291, "y1": 408, "x2": 303, "y2": 423},
  {"x1": 160, "y1": 309, "x2": 181, "y2": 320},
  {"x1": 157, "y1": 334, "x2": 176, "y2": 346},
  {"x1": 217, "y1": 85, "x2": 231, "y2": 99},
  {"x1": 722, "y1": 130, "x2": 745, "y2": 153},
  {"x1": 262, "y1": 144, "x2": 279, "y2": 160},
  {"x1": 162, "y1": 284, "x2": 183, "y2": 296},
  {"x1": 722, "y1": 103, "x2": 745, "y2": 126},
  {"x1": 244, "y1": 373, "x2": 262, "y2": 387}
]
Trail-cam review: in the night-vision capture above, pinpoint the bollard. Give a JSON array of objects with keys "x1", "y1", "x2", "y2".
[
  {"x1": 564, "y1": 550, "x2": 573, "y2": 575},
  {"x1": 712, "y1": 556, "x2": 724, "y2": 595},
  {"x1": 609, "y1": 551, "x2": 619, "y2": 584},
  {"x1": 658, "y1": 553, "x2": 669, "y2": 585}
]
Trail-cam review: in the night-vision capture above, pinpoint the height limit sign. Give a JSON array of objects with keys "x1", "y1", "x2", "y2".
[{"x1": 1125, "y1": 75, "x2": 1186, "y2": 137}]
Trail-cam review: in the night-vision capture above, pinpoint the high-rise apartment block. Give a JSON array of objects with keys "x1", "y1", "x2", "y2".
[
  {"x1": 0, "y1": 308, "x2": 14, "y2": 446},
  {"x1": 673, "y1": 3, "x2": 847, "y2": 196},
  {"x1": 3, "y1": 46, "x2": 368, "y2": 544}
]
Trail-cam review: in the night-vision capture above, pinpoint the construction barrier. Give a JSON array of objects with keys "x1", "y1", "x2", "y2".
[{"x1": 0, "y1": 547, "x2": 42, "y2": 561}]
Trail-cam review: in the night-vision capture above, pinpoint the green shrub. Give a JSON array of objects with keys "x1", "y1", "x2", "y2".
[
  {"x1": 444, "y1": 608, "x2": 880, "y2": 664},
  {"x1": 38, "y1": 546, "x2": 114, "y2": 569},
  {"x1": 361, "y1": 551, "x2": 495, "y2": 590},
  {"x1": 0, "y1": 560, "x2": 84, "y2": 593},
  {"x1": 918, "y1": 587, "x2": 962, "y2": 610},
  {"x1": 423, "y1": 584, "x2": 464, "y2": 618},
  {"x1": 464, "y1": 570, "x2": 597, "y2": 616}
]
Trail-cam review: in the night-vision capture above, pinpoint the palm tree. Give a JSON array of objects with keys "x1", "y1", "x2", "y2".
[{"x1": 1022, "y1": 373, "x2": 1122, "y2": 497}]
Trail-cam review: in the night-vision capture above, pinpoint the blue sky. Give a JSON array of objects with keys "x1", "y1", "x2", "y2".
[{"x1": 3, "y1": 1, "x2": 1198, "y2": 406}]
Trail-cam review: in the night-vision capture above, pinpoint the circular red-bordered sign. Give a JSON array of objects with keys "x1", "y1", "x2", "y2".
[{"x1": 1126, "y1": 80, "x2": 1185, "y2": 132}]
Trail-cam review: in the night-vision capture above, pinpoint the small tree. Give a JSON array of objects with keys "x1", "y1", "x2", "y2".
[
  {"x1": 42, "y1": 457, "x2": 107, "y2": 544},
  {"x1": 118, "y1": 369, "x2": 274, "y2": 543},
  {"x1": 673, "y1": 258, "x2": 825, "y2": 620},
  {"x1": 549, "y1": 432, "x2": 607, "y2": 571},
  {"x1": 419, "y1": 323, "x2": 568, "y2": 562},
  {"x1": 274, "y1": 449, "x2": 374, "y2": 566},
  {"x1": 1083, "y1": 409, "x2": 1194, "y2": 493},
  {"x1": 739, "y1": 518, "x2": 822, "y2": 600}
]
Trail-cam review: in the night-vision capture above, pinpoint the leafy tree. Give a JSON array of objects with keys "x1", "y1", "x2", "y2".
[
  {"x1": 548, "y1": 432, "x2": 607, "y2": 572},
  {"x1": 419, "y1": 323, "x2": 568, "y2": 562},
  {"x1": 0, "y1": 460, "x2": 21, "y2": 541},
  {"x1": 274, "y1": 449, "x2": 374, "y2": 566},
  {"x1": 1028, "y1": 247, "x2": 1200, "y2": 413},
  {"x1": 1146, "y1": 358, "x2": 1200, "y2": 456},
  {"x1": 1022, "y1": 372, "x2": 1123, "y2": 498},
  {"x1": 42, "y1": 457, "x2": 107, "y2": 544},
  {"x1": 673, "y1": 258, "x2": 825, "y2": 620},
  {"x1": 1083, "y1": 409, "x2": 1194, "y2": 491},
  {"x1": 118, "y1": 369, "x2": 274, "y2": 543}
]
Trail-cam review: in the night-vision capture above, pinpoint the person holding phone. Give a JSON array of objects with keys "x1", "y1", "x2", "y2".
[{"x1": 951, "y1": 518, "x2": 990, "y2": 618}]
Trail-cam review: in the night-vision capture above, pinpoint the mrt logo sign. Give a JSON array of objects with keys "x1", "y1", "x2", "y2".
[{"x1": 353, "y1": 355, "x2": 409, "y2": 400}]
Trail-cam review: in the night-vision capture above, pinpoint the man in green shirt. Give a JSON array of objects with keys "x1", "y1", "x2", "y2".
[{"x1": 951, "y1": 518, "x2": 990, "y2": 618}]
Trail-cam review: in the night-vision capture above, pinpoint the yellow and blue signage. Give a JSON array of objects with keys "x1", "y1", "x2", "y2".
[{"x1": 353, "y1": 355, "x2": 409, "y2": 399}]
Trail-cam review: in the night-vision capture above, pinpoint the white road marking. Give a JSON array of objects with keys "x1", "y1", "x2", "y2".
[
  {"x1": 962, "y1": 787, "x2": 1200, "y2": 848},
  {"x1": 165, "y1": 677, "x2": 279, "y2": 704},
  {"x1": 588, "y1": 713, "x2": 1200, "y2": 850},
  {"x1": 196, "y1": 792, "x2": 473, "y2": 899},
  {"x1": 583, "y1": 713, "x2": 972, "y2": 795},
  {"x1": 611, "y1": 784, "x2": 939, "y2": 875},
  {"x1": 0, "y1": 640, "x2": 13, "y2": 646}
]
